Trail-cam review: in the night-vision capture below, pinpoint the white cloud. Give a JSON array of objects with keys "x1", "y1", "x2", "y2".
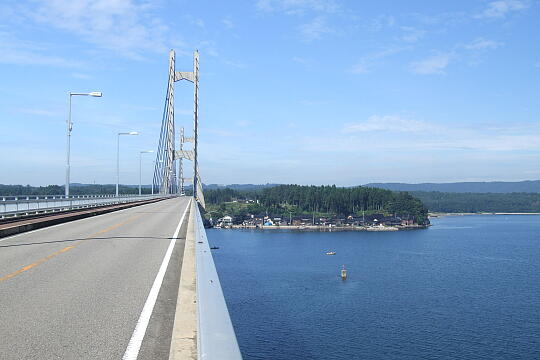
[
  {"x1": 409, "y1": 53, "x2": 453, "y2": 75},
  {"x1": 350, "y1": 63, "x2": 369, "y2": 74},
  {"x1": 475, "y1": 0, "x2": 528, "y2": 19},
  {"x1": 0, "y1": 48, "x2": 80, "y2": 67},
  {"x1": 300, "y1": 99, "x2": 328, "y2": 106},
  {"x1": 343, "y1": 115, "x2": 438, "y2": 133},
  {"x1": 351, "y1": 46, "x2": 410, "y2": 74},
  {"x1": 221, "y1": 18, "x2": 234, "y2": 29},
  {"x1": 15, "y1": 108, "x2": 58, "y2": 117},
  {"x1": 424, "y1": 133, "x2": 540, "y2": 152},
  {"x1": 222, "y1": 59, "x2": 246, "y2": 68},
  {"x1": 197, "y1": 40, "x2": 219, "y2": 57},
  {"x1": 206, "y1": 129, "x2": 238, "y2": 137},
  {"x1": 298, "y1": 16, "x2": 333, "y2": 41},
  {"x1": 26, "y1": 0, "x2": 169, "y2": 59},
  {"x1": 236, "y1": 120, "x2": 252, "y2": 127},
  {"x1": 0, "y1": 31, "x2": 82, "y2": 67},
  {"x1": 256, "y1": 0, "x2": 339, "y2": 14},
  {"x1": 463, "y1": 38, "x2": 501, "y2": 51},
  {"x1": 368, "y1": 15, "x2": 395, "y2": 31},
  {"x1": 400, "y1": 26, "x2": 425, "y2": 43},
  {"x1": 292, "y1": 56, "x2": 309, "y2": 64},
  {"x1": 124, "y1": 104, "x2": 159, "y2": 112},
  {"x1": 302, "y1": 119, "x2": 540, "y2": 154},
  {"x1": 193, "y1": 18, "x2": 205, "y2": 28},
  {"x1": 71, "y1": 73, "x2": 93, "y2": 79},
  {"x1": 407, "y1": 38, "x2": 500, "y2": 75},
  {"x1": 206, "y1": 48, "x2": 219, "y2": 57}
]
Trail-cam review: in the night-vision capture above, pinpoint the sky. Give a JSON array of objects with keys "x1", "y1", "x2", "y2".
[{"x1": 0, "y1": 0, "x2": 539, "y2": 187}]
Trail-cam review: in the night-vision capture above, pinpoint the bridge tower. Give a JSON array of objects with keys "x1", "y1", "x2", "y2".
[
  {"x1": 179, "y1": 127, "x2": 184, "y2": 196},
  {"x1": 153, "y1": 50, "x2": 178, "y2": 195},
  {"x1": 178, "y1": 127, "x2": 188, "y2": 196},
  {"x1": 153, "y1": 50, "x2": 204, "y2": 208}
]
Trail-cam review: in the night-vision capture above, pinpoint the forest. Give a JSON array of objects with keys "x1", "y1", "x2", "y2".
[
  {"x1": 411, "y1": 191, "x2": 540, "y2": 213},
  {"x1": 205, "y1": 185, "x2": 429, "y2": 224}
]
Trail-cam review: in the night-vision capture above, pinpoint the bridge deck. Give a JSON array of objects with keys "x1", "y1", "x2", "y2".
[{"x1": 0, "y1": 197, "x2": 190, "y2": 359}]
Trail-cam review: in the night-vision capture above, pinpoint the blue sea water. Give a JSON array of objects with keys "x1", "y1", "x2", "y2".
[{"x1": 208, "y1": 215, "x2": 540, "y2": 360}]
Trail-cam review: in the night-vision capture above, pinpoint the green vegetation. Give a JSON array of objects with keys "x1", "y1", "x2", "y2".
[
  {"x1": 367, "y1": 180, "x2": 540, "y2": 193},
  {"x1": 411, "y1": 191, "x2": 540, "y2": 213},
  {"x1": 205, "y1": 187, "x2": 540, "y2": 215},
  {"x1": 205, "y1": 185, "x2": 429, "y2": 224}
]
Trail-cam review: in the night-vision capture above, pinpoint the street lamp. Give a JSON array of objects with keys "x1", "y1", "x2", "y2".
[
  {"x1": 65, "y1": 91, "x2": 102, "y2": 196},
  {"x1": 116, "y1": 131, "x2": 139, "y2": 196},
  {"x1": 139, "y1": 150, "x2": 154, "y2": 195}
]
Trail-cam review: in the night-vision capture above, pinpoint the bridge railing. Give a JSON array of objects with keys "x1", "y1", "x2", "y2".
[
  {"x1": 0, "y1": 194, "x2": 173, "y2": 219},
  {"x1": 193, "y1": 203, "x2": 242, "y2": 359}
]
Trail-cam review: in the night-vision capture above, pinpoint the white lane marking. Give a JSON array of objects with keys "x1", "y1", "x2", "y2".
[
  {"x1": 122, "y1": 198, "x2": 191, "y2": 360},
  {"x1": 0, "y1": 197, "x2": 180, "y2": 243}
]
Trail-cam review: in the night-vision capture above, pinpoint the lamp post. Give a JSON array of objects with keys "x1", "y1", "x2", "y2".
[
  {"x1": 139, "y1": 150, "x2": 154, "y2": 195},
  {"x1": 65, "y1": 91, "x2": 102, "y2": 196},
  {"x1": 116, "y1": 131, "x2": 139, "y2": 197}
]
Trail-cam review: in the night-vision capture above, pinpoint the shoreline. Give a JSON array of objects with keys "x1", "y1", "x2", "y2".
[{"x1": 212, "y1": 224, "x2": 428, "y2": 231}]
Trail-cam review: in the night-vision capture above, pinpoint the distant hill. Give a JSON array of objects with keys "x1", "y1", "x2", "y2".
[
  {"x1": 5, "y1": 181, "x2": 540, "y2": 198},
  {"x1": 70, "y1": 183, "x2": 152, "y2": 189},
  {"x1": 203, "y1": 183, "x2": 279, "y2": 191},
  {"x1": 365, "y1": 181, "x2": 540, "y2": 193},
  {"x1": 204, "y1": 181, "x2": 540, "y2": 193},
  {"x1": 410, "y1": 191, "x2": 540, "y2": 213}
]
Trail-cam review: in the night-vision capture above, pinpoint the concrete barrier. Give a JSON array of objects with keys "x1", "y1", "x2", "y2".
[
  {"x1": 0, "y1": 198, "x2": 169, "y2": 238},
  {"x1": 169, "y1": 201, "x2": 242, "y2": 360}
]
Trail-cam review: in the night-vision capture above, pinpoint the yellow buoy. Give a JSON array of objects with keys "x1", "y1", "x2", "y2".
[{"x1": 341, "y1": 265, "x2": 347, "y2": 280}]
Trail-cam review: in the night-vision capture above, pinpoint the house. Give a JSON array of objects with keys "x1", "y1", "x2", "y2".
[
  {"x1": 216, "y1": 215, "x2": 233, "y2": 228},
  {"x1": 401, "y1": 219, "x2": 414, "y2": 226},
  {"x1": 291, "y1": 217, "x2": 306, "y2": 226},
  {"x1": 344, "y1": 216, "x2": 364, "y2": 226}
]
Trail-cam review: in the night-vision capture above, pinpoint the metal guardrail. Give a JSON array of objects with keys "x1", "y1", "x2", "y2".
[
  {"x1": 0, "y1": 194, "x2": 173, "y2": 219},
  {"x1": 194, "y1": 204, "x2": 242, "y2": 359}
]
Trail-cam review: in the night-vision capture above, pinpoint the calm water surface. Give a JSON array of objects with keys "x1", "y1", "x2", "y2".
[{"x1": 208, "y1": 215, "x2": 540, "y2": 359}]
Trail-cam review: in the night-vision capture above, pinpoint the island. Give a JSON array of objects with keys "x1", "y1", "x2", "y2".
[{"x1": 203, "y1": 184, "x2": 429, "y2": 231}]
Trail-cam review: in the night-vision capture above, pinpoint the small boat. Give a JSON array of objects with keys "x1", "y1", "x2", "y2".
[
  {"x1": 210, "y1": 246, "x2": 220, "y2": 250},
  {"x1": 326, "y1": 251, "x2": 336, "y2": 255}
]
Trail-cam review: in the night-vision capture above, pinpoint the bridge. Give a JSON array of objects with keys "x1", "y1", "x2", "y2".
[{"x1": 0, "y1": 51, "x2": 242, "y2": 360}]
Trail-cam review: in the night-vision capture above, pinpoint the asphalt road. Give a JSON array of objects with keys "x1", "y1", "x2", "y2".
[{"x1": 0, "y1": 197, "x2": 190, "y2": 359}]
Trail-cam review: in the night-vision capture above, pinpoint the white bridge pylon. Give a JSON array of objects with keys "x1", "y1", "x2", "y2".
[{"x1": 153, "y1": 49, "x2": 204, "y2": 208}]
